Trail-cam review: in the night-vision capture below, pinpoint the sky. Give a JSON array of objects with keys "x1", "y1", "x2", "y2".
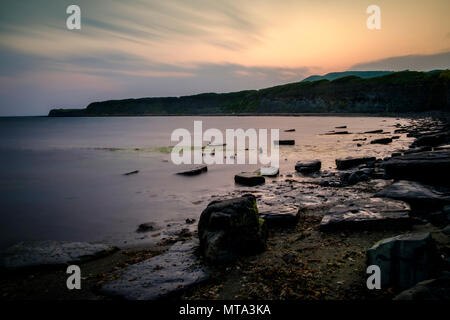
[{"x1": 0, "y1": 0, "x2": 449, "y2": 116}]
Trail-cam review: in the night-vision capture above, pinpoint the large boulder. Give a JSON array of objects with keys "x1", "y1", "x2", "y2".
[
  {"x1": 295, "y1": 160, "x2": 321, "y2": 173},
  {"x1": 101, "y1": 240, "x2": 209, "y2": 300},
  {"x1": 367, "y1": 233, "x2": 440, "y2": 290},
  {"x1": 335, "y1": 157, "x2": 376, "y2": 170},
  {"x1": 374, "y1": 180, "x2": 450, "y2": 211},
  {"x1": 319, "y1": 198, "x2": 411, "y2": 231},
  {"x1": 198, "y1": 194, "x2": 267, "y2": 262},
  {"x1": 394, "y1": 277, "x2": 450, "y2": 300},
  {"x1": 382, "y1": 150, "x2": 450, "y2": 185}
]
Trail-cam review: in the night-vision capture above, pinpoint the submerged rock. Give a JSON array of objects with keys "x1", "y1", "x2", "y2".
[
  {"x1": 284, "y1": 129, "x2": 296, "y2": 132},
  {"x1": 295, "y1": 160, "x2": 321, "y2": 173},
  {"x1": 0, "y1": 241, "x2": 117, "y2": 269},
  {"x1": 374, "y1": 180, "x2": 450, "y2": 211},
  {"x1": 198, "y1": 194, "x2": 267, "y2": 263},
  {"x1": 136, "y1": 222, "x2": 158, "y2": 233},
  {"x1": 101, "y1": 240, "x2": 209, "y2": 300},
  {"x1": 364, "y1": 129, "x2": 384, "y2": 134},
  {"x1": 325, "y1": 131, "x2": 350, "y2": 135},
  {"x1": 176, "y1": 165, "x2": 208, "y2": 176},
  {"x1": 335, "y1": 156, "x2": 376, "y2": 170},
  {"x1": 234, "y1": 172, "x2": 265, "y2": 186},
  {"x1": 319, "y1": 198, "x2": 411, "y2": 231},
  {"x1": 394, "y1": 277, "x2": 450, "y2": 300},
  {"x1": 367, "y1": 233, "x2": 440, "y2": 290},
  {"x1": 123, "y1": 170, "x2": 139, "y2": 176}
]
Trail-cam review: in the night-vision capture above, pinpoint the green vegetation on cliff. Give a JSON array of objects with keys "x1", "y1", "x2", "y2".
[{"x1": 48, "y1": 70, "x2": 450, "y2": 116}]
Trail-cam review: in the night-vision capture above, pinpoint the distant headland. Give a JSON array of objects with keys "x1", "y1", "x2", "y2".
[{"x1": 48, "y1": 70, "x2": 450, "y2": 117}]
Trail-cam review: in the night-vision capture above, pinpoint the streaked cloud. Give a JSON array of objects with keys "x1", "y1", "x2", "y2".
[{"x1": 0, "y1": 0, "x2": 449, "y2": 115}]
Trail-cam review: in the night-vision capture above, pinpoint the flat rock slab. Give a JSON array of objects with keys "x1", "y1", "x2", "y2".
[
  {"x1": 320, "y1": 198, "x2": 411, "y2": 231},
  {"x1": 295, "y1": 160, "x2": 321, "y2": 173},
  {"x1": 335, "y1": 157, "x2": 376, "y2": 170},
  {"x1": 374, "y1": 180, "x2": 450, "y2": 211},
  {"x1": 176, "y1": 165, "x2": 208, "y2": 176},
  {"x1": 235, "y1": 172, "x2": 265, "y2": 186},
  {"x1": 370, "y1": 138, "x2": 392, "y2": 145},
  {"x1": 260, "y1": 211, "x2": 298, "y2": 228},
  {"x1": 394, "y1": 277, "x2": 450, "y2": 300},
  {"x1": 382, "y1": 150, "x2": 450, "y2": 185},
  {"x1": 0, "y1": 241, "x2": 117, "y2": 269},
  {"x1": 364, "y1": 129, "x2": 384, "y2": 134},
  {"x1": 367, "y1": 233, "x2": 440, "y2": 290},
  {"x1": 101, "y1": 240, "x2": 209, "y2": 300}
]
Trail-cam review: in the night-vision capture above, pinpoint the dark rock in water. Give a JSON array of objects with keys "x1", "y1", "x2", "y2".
[
  {"x1": 0, "y1": 241, "x2": 118, "y2": 269},
  {"x1": 364, "y1": 129, "x2": 384, "y2": 134},
  {"x1": 295, "y1": 160, "x2": 321, "y2": 173},
  {"x1": 382, "y1": 150, "x2": 450, "y2": 185},
  {"x1": 185, "y1": 218, "x2": 196, "y2": 224},
  {"x1": 325, "y1": 131, "x2": 350, "y2": 135},
  {"x1": 353, "y1": 138, "x2": 367, "y2": 141},
  {"x1": 198, "y1": 194, "x2": 267, "y2": 263},
  {"x1": 347, "y1": 172, "x2": 361, "y2": 185},
  {"x1": 101, "y1": 240, "x2": 209, "y2": 300},
  {"x1": 394, "y1": 277, "x2": 450, "y2": 300},
  {"x1": 392, "y1": 152, "x2": 402, "y2": 157},
  {"x1": 284, "y1": 129, "x2": 296, "y2": 132},
  {"x1": 260, "y1": 211, "x2": 298, "y2": 228},
  {"x1": 123, "y1": 170, "x2": 139, "y2": 176},
  {"x1": 370, "y1": 138, "x2": 393, "y2": 145},
  {"x1": 412, "y1": 133, "x2": 449, "y2": 148},
  {"x1": 176, "y1": 165, "x2": 207, "y2": 176},
  {"x1": 275, "y1": 140, "x2": 295, "y2": 145},
  {"x1": 374, "y1": 180, "x2": 450, "y2": 212},
  {"x1": 335, "y1": 126, "x2": 347, "y2": 129},
  {"x1": 336, "y1": 156, "x2": 376, "y2": 170},
  {"x1": 319, "y1": 198, "x2": 411, "y2": 231},
  {"x1": 392, "y1": 136, "x2": 400, "y2": 139},
  {"x1": 367, "y1": 233, "x2": 440, "y2": 290},
  {"x1": 136, "y1": 222, "x2": 158, "y2": 233},
  {"x1": 235, "y1": 172, "x2": 265, "y2": 186}
]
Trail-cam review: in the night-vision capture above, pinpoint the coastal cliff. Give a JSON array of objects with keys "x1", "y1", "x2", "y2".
[{"x1": 48, "y1": 70, "x2": 450, "y2": 116}]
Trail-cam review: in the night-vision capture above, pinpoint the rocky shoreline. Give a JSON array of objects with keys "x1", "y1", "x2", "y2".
[{"x1": 1, "y1": 113, "x2": 449, "y2": 300}]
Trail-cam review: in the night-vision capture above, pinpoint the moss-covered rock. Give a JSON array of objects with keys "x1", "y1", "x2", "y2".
[{"x1": 198, "y1": 194, "x2": 267, "y2": 263}]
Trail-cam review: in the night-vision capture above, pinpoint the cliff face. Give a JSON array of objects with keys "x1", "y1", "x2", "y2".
[{"x1": 48, "y1": 70, "x2": 450, "y2": 116}]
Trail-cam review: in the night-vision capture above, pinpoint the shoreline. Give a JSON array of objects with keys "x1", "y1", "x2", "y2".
[{"x1": 1, "y1": 113, "x2": 449, "y2": 300}]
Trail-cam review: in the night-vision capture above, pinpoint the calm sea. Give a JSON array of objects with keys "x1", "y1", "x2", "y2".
[{"x1": 0, "y1": 116, "x2": 413, "y2": 248}]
